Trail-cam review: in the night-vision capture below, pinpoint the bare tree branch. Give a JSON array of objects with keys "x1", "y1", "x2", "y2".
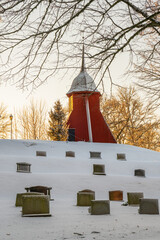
[{"x1": 0, "y1": 0, "x2": 159, "y2": 93}]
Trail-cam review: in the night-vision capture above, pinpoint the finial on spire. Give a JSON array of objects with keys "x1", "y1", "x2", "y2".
[{"x1": 81, "y1": 37, "x2": 85, "y2": 72}]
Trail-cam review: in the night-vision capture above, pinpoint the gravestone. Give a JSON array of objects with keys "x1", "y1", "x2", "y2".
[
  {"x1": 90, "y1": 151, "x2": 101, "y2": 159},
  {"x1": 93, "y1": 164, "x2": 106, "y2": 175},
  {"x1": 15, "y1": 192, "x2": 44, "y2": 207},
  {"x1": 22, "y1": 195, "x2": 51, "y2": 217},
  {"x1": 139, "y1": 198, "x2": 159, "y2": 214},
  {"x1": 66, "y1": 151, "x2": 75, "y2": 157},
  {"x1": 117, "y1": 153, "x2": 126, "y2": 161},
  {"x1": 16, "y1": 162, "x2": 31, "y2": 173},
  {"x1": 134, "y1": 169, "x2": 145, "y2": 177},
  {"x1": 89, "y1": 200, "x2": 110, "y2": 215},
  {"x1": 25, "y1": 185, "x2": 52, "y2": 198},
  {"x1": 36, "y1": 151, "x2": 46, "y2": 157},
  {"x1": 109, "y1": 190, "x2": 123, "y2": 201},
  {"x1": 127, "y1": 192, "x2": 144, "y2": 205},
  {"x1": 77, "y1": 189, "x2": 95, "y2": 206}
]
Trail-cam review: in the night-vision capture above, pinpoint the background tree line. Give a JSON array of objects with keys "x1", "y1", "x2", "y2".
[
  {"x1": 101, "y1": 87, "x2": 160, "y2": 151},
  {"x1": 1, "y1": 87, "x2": 160, "y2": 151},
  {"x1": 1, "y1": 99, "x2": 68, "y2": 141}
]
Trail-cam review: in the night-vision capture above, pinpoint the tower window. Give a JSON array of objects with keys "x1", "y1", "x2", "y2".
[{"x1": 69, "y1": 95, "x2": 73, "y2": 113}]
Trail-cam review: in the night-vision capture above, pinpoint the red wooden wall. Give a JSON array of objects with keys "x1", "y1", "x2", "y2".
[{"x1": 67, "y1": 92, "x2": 116, "y2": 143}]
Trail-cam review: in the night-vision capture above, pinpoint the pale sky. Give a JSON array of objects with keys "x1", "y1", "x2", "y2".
[{"x1": 0, "y1": 52, "x2": 131, "y2": 114}]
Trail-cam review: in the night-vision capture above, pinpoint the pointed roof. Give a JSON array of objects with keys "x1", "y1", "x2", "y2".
[{"x1": 67, "y1": 44, "x2": 99, "y2": 95}]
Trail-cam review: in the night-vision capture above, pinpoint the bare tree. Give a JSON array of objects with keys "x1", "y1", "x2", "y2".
[
  {"x1": 0, "y1": 103, "x2": 10, "y2": 139},
  {"x1": 13, "y1": 110, "x2": 19, "y2": 139},
  {"x1": 130, "y1": 40, "x2": 160, "y2": 104},
  {"x1": 0, "y1": 1, "x2": 159, "y2": 91},
  {"x1": 17, "y1": 99, "x2": 48, "y2": 140},
  {"x1": 101, "y1": 86, "x2": 160, "y2": 151}
]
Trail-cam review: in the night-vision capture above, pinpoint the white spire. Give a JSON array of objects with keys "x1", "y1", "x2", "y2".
[
  {"x1": 81, "y1": 41, "x2": 85, "y2": 72},
  {"x1": 67, "y1": 42, "x2": 99, "y2": 95}
]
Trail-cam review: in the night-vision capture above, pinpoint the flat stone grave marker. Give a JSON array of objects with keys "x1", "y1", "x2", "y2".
[
  {"x1": 89, "y1": 200, "x2": 110, "y2": 215},
  {"x1": 139, "y1": 198, "x2": 159, "y2": 214},
  {"x1": 22, "y1": 195, "x2": 51, "y2": 217},
  {"x1": 90, "y1": 151, "x2": 101, "y2": 159},
  {"x1": 93, "y1": 164, "x2": 106, "y2": 175},
  {"x1": 134, "y1": 169, "x2": 145, "y2": 177},
  {"x1": 16, "y1": 162, "x2": 31, "y2": 173},
  {"x1": 127, "y1": 192, "x2": 144, "y2": 205},
  {"x1": 66, "y1": 151, "x2": 75, "y2": 157},
  {"x1": 109, "y1": 190, "x2": 123, "y2": 201},
  {"x1": 77, "y1": 189, "x2": 95, "y2": 206},
  {"x1": 15, "y1": 192, "x2": 44, "y2": 207},
  {"x1": 117, "y1": 153, "x2": 126, "y2": 161},
  {"x1": 25, "y1": 185, "x2": 52, "y2": 199},
  {"x1": 36, "y1": 151, "x2": 46, "y2": 157}
]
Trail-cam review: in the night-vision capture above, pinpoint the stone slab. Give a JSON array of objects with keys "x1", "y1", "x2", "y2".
[
  {"x1": 66, "y1": 151, "x2": 75, "y2": 157},
  {"x1": 15, "y1": 192, "x2": 44, "y2": 207},
  {"x1": 25, "y1": 185, "x2": 52, "y2": 197},
  {"x1": 134, "y1": 169, "x2": 145, "y2": 177},
  {"x1": 90, "y1": 200, "x2": 110, "y2": 215},
  {"x1": 22, "y1": 195, "x2": 50, "y2": 216},
  {"x1": 127, "y1": 192, "x2": 144, "y2": 205},
  {"x1": 109, "y1": 190, "x2": 123, "y2": 201},
  {"x1": 22, "y1": 213, "x2": 52, "y2": 217},
  {"x1": 77, "y1": 190, "x2": 95, "y2": 206},
  {"x1": 93, "y1": 164, "x2": 106, "y2": 175},
  {"x1": 139, "y1": 198, "x2": 159, "y2": 214},
  {"x1": 16, "y1": 162, "x2": 31, "y2": 173}
]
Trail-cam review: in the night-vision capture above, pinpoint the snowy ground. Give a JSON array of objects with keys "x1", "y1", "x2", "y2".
[{"x1": 1, "y1": 139, "x2": 160, "y2": 240}]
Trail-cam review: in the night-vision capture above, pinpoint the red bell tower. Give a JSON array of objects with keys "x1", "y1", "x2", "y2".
[{"x1": 66, "y1": 46, "x2": 116, "y2": 143}]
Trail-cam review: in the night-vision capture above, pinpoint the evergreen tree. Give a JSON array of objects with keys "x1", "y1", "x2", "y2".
[{"x1": 48, "y1": 100, "x2": 68, "y2": 141}]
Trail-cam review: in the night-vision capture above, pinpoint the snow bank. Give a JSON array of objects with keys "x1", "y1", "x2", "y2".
[
  {"x1": 1, "y1": 139, "x2": 160, "y2": 240},
  {"x1": 0, "y1": 139, "x2": 160, "y2": 177}
]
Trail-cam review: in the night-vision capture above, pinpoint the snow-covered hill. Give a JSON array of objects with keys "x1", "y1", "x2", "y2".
[
  {"x1": 1, "y1": 139, "x2": 160, "y2": 240},
  {"x1": 0, "y1": 139, "x2": 160, "y2": 176}
]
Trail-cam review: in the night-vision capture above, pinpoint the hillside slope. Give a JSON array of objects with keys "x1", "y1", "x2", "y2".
[{"x1": 0, "y1": 140, "x2": 160, "y2": 240}]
